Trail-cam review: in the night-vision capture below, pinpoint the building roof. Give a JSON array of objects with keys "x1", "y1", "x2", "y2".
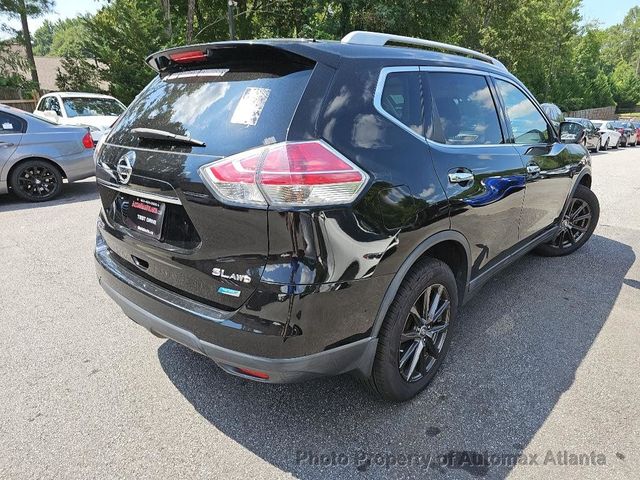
[{"x1": 5, "y1": 44, "x2": 106, "y2": 92}]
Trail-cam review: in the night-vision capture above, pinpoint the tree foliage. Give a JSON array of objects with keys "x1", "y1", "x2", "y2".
[
  {"x1": 55, "y1": 54, "x2": 102, "y2": 92},
  {"x1": 0, "y1": 0, "x2": 53, "y2": 90},
  {"x1": 23, "y1": 0, "x2": 640, "y2": 109}
]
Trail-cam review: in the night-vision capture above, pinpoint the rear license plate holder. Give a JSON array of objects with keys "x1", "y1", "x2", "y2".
[{"x1": 124, "y1": 196, "x2": 166, "y2": 239}]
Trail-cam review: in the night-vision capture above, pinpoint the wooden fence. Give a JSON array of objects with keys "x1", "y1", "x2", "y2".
[
  {"x1": 0, "y1": 87, "x2": 38, "y2": 112},
  {"x1": 1, "y1": 98, "x2": 37, "y2": 111}
]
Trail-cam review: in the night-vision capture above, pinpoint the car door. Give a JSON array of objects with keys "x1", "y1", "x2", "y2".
[
  {"x1": 606, "y1": 122, "x2": 619, "y2": 145},
  {"x1": 423, "y1": 70, "x2": 527, "y2": 278},
  {"x1": 585, "y1": 120, "x2": 600, "y2": 149},
  {"x1": 0, "y1": 111, "x2": 24, "y2": 172},
  {"x1": 492, "y1": 78, "x2": 575, "y2": 240}
]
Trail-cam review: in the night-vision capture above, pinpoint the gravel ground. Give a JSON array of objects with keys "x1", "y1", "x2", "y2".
[{"x1": 0, "y1": 147, "x2": 638, "y2": 480}]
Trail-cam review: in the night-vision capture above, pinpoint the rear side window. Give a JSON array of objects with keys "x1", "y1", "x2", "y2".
[
  {"x1": 428, "y1": 72, "x2": 503, "y2": 145},
  {"x1": 0, "y1": 112, "x2": 24, "y2": 134},
  {"x1": 495, "y1": 79, "x2": 549, "y2": 144},
  {"x1": 380, "y1": 71, "x2": 424, "y2": 136},
  {"x1": 47, "y1": 97, "x2": 63, "y2": 116},
  {"x1": 108, "y1": 59, "x2": 314, "y2": 156}
]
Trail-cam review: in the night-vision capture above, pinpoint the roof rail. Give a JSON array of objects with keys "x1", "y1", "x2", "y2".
[{"x1": 341, "y1": 31, "x2": 507, "y2": 71}]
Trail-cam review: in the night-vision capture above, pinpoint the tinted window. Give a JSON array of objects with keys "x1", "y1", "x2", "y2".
[
  {"x1": 63, "y1": 97, "x2": 125, "y2": 117},
  {"x1": 428, "y1": 72, "x2": 503, "y2": 145},
  {"x1": 380, "y1": 71, "x2": 424, "y2": 136},
  {"x1": 109, "y1": 63, "x2": 313, "y2": 156},
  {"x1": 592, "y1": 121, "x2": 603, "y2": 128},
  {"x1": 495, "y1": 79, "x2": 549, "y2": 144},
  {"x1": 49, "y1": 97, "x2": 62, "y2": 116},
  {"x1": 0, "y1": 112, "x2": 23, "y2": 134}
]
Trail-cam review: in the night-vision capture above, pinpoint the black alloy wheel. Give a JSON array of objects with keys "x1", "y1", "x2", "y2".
[
  {"x1": 365, "y1": 258, "x2": 458, "y2": 402},
  {"x1": 398, "y1": 284, "x2": 451, "y2": 382},
  {"x1": 535, "y1": 184, "x2": 599, "y2": 257},
  {"x1": 10, "y1": 160, "x2": 63, "y2": 202}
]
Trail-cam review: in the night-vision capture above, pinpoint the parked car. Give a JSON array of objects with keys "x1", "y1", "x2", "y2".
[
  {"x1": 0, "y1": 104, "x2": 95, "y2": 201},
  {"x1": 591, "y1": 120, "x2": 622, "y2": 150},
  {"x1": 540, "y1": 102, "x2": 564, "y2": 130},
  {"x1": 611, "y1": 120, "x2": 638, "y2": 147},
  {"x1": 565, "y1": 117, "x2": 601, "y2": 152},
  {"x1": 33, "y1": 92, "x2": 126, "y2": 142},
  {"x1": 632, "y1": 121, "x2": 640, "y2": 141},
  {"x1": 94, "y1": 32, "x2": 599, "y2": 401}
]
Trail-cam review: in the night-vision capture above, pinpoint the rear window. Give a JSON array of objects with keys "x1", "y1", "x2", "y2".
[
  {"x1": 108, "y1": 59, "x2": 314, "y2": 156},
  {"x1": 63, "y1": 97, "x2": 125, "y2": 117}
]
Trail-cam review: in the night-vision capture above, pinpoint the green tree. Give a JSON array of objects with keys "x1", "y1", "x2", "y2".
[
  {"x1": 32, "y1": 17, "x2": 55, "y2": 55},
  {"x1": 0, "y1": 0, "x2": 54, "y2": 90},
  {"x1": 55, "y1": 54, "x2": 103, "y2": 92},
  {"x1": 0, "y1": 40, "x2": 37, "y2": 90},
  {"x1": 611, "y1": 61, "x2": 640, "y2": 107},
  {"x1": 84, "y1": 0, "x2": 170, "y2": 103},
  {"x1": 49, "y1": 16, "x2": 92, "y2": 57}
]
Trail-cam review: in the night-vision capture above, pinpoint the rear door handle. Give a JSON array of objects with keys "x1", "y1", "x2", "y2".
[
  {"x1": 0, "y1": 142, "x2": 15, "y2": 148},
  {"x1": 448, "y1": 171, "x2": 474, "y2": 184}
]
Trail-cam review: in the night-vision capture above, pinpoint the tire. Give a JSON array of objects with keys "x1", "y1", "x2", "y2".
[
  {"x1": 9, "y1": 160, "x2": 63, "y2": 202},
  {"x1": 364, "y1": 258, "x2": 458, "y2": 402},
  {"x1": 601, "y1": 139, "x2": 609, "y2": 151},
  {"x1": 591, "y1": 139, "x2": 599, "y2": 153},
  {"x1": 535, "y1": 185, "x2": 599, "y2": 257}
]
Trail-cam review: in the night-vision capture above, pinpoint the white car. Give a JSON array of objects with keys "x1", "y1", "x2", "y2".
[
  {"x1": 33, "y1": 92, "x2": 125, "y2": 142},
  {"x1": 591, "y1": 120, "x2": 622, "y2": 150}
]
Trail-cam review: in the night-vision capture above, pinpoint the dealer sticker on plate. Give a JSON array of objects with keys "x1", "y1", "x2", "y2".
[{"x1": 125, "y1": 197, "x2": 166, "y2": 239}]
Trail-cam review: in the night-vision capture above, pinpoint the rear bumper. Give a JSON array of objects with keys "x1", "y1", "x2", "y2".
[
  {"x1": 95, "y1": 234, "x2": 380, "y2": 383},
  {"x1": 59, "y1": 150, "x2": 95, "y2": 182}
]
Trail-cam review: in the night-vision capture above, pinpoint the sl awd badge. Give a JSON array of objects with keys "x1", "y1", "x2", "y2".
[{"x1": 211, "y1": 267, "x2": 252, "y2": 284}]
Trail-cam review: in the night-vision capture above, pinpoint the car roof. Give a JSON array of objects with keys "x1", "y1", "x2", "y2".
[
  {"x1": 151, "y1": 38, "x2": 520, "y2": 83},
  {"x1": 42, "y1": 92, "x2": 118, "y2": 100}
]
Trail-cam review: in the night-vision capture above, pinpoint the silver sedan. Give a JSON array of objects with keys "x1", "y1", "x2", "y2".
[{"x1": 0, "y1": 104, "x2": 95, "y2": 202}]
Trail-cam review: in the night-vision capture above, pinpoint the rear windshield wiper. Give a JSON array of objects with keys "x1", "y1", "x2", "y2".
[{"x1": 131, "y1": 127, "x2": 206, "y2": 147}]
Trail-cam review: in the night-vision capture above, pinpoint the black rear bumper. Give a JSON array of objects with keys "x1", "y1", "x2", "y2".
[{"x1": 95, "y1": 235, "x2": 380, "y2": 383}]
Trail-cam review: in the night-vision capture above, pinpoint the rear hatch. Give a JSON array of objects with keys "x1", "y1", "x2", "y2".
[{"x1": 96, "y1": 44, "x2": 316, "y2": 310}]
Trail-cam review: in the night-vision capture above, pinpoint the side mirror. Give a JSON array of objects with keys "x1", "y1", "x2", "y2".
[
  {"x1": 42, "y1": 110, "x2": 60, "y2": 122},
  {"x1": 558, "y1": 121, "x2": 585, "y2": 144}
]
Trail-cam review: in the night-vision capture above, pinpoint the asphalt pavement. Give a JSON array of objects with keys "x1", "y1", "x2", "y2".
[{"x1": 1, "y1": 147, "x2": 638, "y2": 479}]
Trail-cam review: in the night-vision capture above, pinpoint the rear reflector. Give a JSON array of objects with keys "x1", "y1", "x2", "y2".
[
  {"x1": 236, "y1": 367, "x2": 270, "y2": 380},
  {"x1": 82, "y1": 131, "x2": 94, "y2": 149},
  {"x1": 169, "y1": 50, "x2": 207, "y2": 63},
  {"x1": 199, "y1": 141, "x2": 368, "y2": 207}
]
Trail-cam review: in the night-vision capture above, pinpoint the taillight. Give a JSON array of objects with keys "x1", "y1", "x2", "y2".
[
  {"x1": 169, "y1": 50, "x2": 207, "y2": 63},
  {"x1": 82, "y1": 131, "x2": 94, "y2": 149},
  {"x1": 199, "y1": 141, "x2": 368, "y2": 207}
]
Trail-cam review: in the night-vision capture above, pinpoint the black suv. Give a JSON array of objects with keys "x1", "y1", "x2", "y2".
[{"x1": 95, "y1": 31, "x2": 599, "y2": 401}]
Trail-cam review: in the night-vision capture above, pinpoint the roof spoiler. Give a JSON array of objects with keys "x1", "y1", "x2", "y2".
[{"x1": 145, "y1": 42, "x2": 315, "y2": 73}]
